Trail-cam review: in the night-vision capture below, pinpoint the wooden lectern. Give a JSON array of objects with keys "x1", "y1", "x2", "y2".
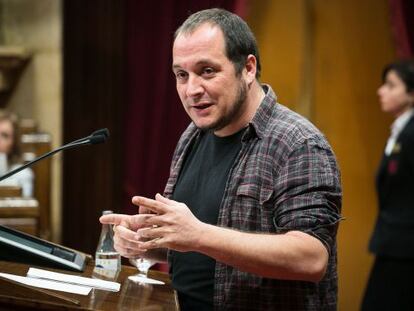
[{"x1": 0, "y1": 260, "x2": 179, "y2": 310}]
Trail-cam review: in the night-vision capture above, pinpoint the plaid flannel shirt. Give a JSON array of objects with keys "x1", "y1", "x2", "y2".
[{"x1": 165, "y1": 85, "x2": 342, "y2": 310}]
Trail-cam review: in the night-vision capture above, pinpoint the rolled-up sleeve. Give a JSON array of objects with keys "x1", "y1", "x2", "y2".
[{"x1": 273, "y1": 139, "x2": 342, "y2": 256}]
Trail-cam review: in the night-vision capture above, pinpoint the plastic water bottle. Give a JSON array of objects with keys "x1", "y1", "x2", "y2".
[{"x1": 95, "y1": 210, "x2": 121, "y2": 271}]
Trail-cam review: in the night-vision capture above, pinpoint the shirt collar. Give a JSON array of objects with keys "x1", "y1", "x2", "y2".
[
  {"x1": 244, "y1": 84, "x2": 277, "y2": 141},
  {"x1": 390, "y1": 107, "x2": 414, "y2": 136}
]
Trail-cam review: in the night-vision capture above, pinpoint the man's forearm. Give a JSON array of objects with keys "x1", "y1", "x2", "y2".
[{"x1": 195, "y1": 224, "x2": 329, "y2": 282}]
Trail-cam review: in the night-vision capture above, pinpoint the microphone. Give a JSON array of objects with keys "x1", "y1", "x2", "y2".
[
  {"x1": 64, "y1": 128, "x2": 110, "y2": 147},
  {"x1": 91, "y1": 128, "x2": 110, "y2": 139},
  {"x1": 0, "y1": 128, "x2": 110, "y2": 182}
]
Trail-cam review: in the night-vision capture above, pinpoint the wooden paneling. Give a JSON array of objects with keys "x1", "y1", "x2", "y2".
[
  {"x1": 248, "y1": 0, "x2": 395, "y2": 309},
  {"x1": 247, "y1": 0, "x2": 305, "y2": 111},
  {"x1": 312, "y1": 1, "x2": 394, "y2": 309}
]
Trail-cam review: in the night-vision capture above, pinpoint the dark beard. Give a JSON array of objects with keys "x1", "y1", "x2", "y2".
[{"x1": 204, "y1": 79, "x2": 248, "y2": 133}]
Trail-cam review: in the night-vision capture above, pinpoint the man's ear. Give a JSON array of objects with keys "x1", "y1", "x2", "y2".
[{"x1": 244, "y1": 54, "x2": 257, "y2": 86}]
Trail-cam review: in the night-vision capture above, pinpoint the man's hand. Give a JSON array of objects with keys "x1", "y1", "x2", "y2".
[
  {"x1": 131, "y1": 193, "x2": 205, "y2": 252},
  {"x1": 99, "y1": 213, "x2": 153, "y2": 258},
  {"x1": 126, "y1": 194, "x2": 328, "y2": 282}
]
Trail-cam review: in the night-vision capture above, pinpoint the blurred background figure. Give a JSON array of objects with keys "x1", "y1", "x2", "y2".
[
  {"x1": 0, "y1": 109, "x2": 34, "y2": 197},
  {"x1": 362, "y1": 59, "x2": 414, "y2": 310}
]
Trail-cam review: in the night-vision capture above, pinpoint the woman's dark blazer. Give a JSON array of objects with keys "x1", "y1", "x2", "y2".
[{"x1": 369, "y1": 115, "x2": 414, "y2": 258}]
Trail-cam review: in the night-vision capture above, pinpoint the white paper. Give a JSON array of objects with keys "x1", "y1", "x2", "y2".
[
  {"x1": 27, "y1": 267, "x2": 120, "y2": 292},
  {"x1": 128, "y1": 275, "x2": 165, "y2": 285},
  {"x1": 0, "y1": 272, "x2": 91, "y2": 295}
]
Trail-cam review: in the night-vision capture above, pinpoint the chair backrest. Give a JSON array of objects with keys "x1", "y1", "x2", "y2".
[
  {"x1": 0, "y1": 118, "x2": 52, "y2": 239},
  {"x1": 19, "y1": 118, "x2": 38, "y2": 136},
  {"x1": 0, "y1": 197, "x2": 39, "y2": 236},
  {"x1": 20, "y1": 133, "x2": 52, "y2": 239},
  {"x1": 0, "y1": 185, "x2": 22, "y2": 197}
]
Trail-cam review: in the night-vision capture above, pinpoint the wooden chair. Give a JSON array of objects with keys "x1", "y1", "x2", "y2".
[
  {"x1": 0, "y1": 185, "x2": 22, "y2": 197},
  {"x1": 19, "y1": 132, "x2": 52, "y2": 239},
  {"x1": 18, "y1": 118, "x2": 37, "y2": 136},
  {"x1": 0, "y1": 184, "x2": 39, "y2": 236},
  {"x1": 0, "y1": 197, "x2": 39, "y2": 236},
  {"x1": 0, "y1": 118, "x2": 52, "y2": 239}
]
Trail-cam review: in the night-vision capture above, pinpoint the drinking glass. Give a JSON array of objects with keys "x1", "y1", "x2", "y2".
[{"x1": 128, "y1": 258, "x2": 164, "y2": 285}]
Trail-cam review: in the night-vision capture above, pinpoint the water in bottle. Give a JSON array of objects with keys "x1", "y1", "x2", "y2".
[{"x1": 95, "y1": 210, "x2": 121, "y2": 271}]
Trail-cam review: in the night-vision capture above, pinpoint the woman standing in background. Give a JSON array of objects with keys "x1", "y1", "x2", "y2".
[
  {"x1": 0, "y1": 110, "x2": 34, "y2": 197},
  {"x1": 362, "y1": 60, "x2": 414, "y2": 310}
]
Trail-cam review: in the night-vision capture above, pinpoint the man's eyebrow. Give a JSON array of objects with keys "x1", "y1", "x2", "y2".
[
  {"x1": 195, "y1": 59, "x2": 219, "y2": 66},
  {"x1": 172, "y1": 64, "x2": 181, "y2": 71},
  {"x1": 172, "y1": 59, "x2": 219, "y2": 71}
]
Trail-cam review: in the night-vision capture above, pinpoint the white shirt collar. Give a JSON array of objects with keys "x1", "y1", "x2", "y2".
[
  {"x1": 384, "y1": 107, "x2": 414, "y2": 155},
  {"x1": 390, "y1": 107, "x2": 414, "y2": 136}
]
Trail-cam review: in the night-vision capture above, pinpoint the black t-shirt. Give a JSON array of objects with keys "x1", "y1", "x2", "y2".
[{"x1": 171, "y1": 129, "x2": 244, "y2": 310}]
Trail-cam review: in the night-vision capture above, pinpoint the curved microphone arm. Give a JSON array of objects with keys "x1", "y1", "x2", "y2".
[{"x1": 0, "y1": 129, "x2": 109, "y2": 183}]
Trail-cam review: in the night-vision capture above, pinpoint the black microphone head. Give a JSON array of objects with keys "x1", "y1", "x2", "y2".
[
  {"x1": 89, "y1": 134, "x2": 107, "y2": 145},
  {"x1": 91, "y1": 128, "x2": 110, "y2": 139}
]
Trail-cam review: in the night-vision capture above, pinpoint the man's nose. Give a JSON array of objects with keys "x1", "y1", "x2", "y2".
[{"x1": 186, "y1": 75, "x2": 204, "y2": 98}]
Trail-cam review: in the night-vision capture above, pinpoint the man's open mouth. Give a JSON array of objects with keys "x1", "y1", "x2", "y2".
[{"x1": 193, "y1": 104, "x2": 212, "y2": 110}]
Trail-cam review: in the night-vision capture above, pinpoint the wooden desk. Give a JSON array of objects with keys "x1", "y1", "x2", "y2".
[{"x1": 0, "y1": 261, "x2": 178, "y2": 310}]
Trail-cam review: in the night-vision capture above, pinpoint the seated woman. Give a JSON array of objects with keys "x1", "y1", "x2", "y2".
[{"x1": 0, "y1": 110, "x2": 34, "y2": 197}]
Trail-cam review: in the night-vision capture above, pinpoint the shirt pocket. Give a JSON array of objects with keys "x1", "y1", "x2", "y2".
[
  {"x1": 236, "y1": 182, "x2": 273, "y2": 205},
  {"x1": 232, "y1": 179, "x2": 275, "y2": 232}
]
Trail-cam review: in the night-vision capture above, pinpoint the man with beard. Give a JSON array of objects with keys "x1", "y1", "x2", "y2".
[{"x1": 101, "y1": 8, "x2": 342, "y2": 310}]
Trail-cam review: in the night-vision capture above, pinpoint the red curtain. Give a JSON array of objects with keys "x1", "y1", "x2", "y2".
[
  {"x1": 389, "y1": 0, "x2": 414, "y2": 58},
  {"x1": 123, "y1": 0, "x2": 246, "y2": 214}
]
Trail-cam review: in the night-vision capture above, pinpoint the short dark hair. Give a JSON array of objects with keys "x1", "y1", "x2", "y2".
[
  {"x1": 175, "y1": 8, "x2": 261, "y2": 79},
  {"x1": 382, "y1": 59, "x2": 414, "y2": 92}
]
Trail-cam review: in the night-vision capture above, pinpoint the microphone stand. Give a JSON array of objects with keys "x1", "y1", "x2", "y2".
[{"x1": 0, "y1": 128, "x2": 109, "y2": 183}]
